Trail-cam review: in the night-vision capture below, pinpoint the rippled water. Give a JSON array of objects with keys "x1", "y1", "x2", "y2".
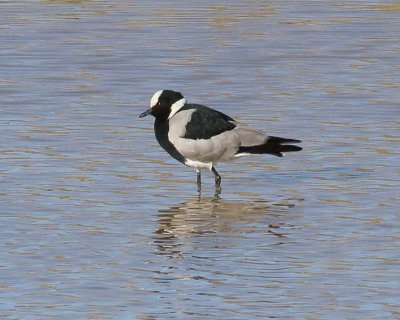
[{"x1": 1, "y1": 1, "x2": 399, "y2": 319}]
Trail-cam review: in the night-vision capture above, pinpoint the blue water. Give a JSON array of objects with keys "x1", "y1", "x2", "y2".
[{"x1": 1, "y1": 1, "x2": 399, "y2": 319}]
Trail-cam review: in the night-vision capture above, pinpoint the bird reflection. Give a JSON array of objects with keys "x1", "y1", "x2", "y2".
[{"x1": 153, "y1": 195, "x2": 292, "y2": 258}]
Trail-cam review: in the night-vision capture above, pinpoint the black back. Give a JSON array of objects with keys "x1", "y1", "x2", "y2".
[{"x1": 179, "y1": 104, "x2": 236, "y2": 140}]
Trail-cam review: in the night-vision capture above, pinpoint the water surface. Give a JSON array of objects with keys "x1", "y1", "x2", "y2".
[{"x1": 1, "y1": 1, "x2": 399, "y2": 319}]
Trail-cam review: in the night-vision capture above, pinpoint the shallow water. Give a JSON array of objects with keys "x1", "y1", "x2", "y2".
[{"x1": 1, "y1": 1, "x2": 399, "y2": 319}]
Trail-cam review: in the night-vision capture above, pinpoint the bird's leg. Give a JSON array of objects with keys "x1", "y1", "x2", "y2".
[
  {"x1": 196, "y1": 169, "x2": 201, "y2": 193},
  {"x1": 211, "y1": 166, "x2": 222, "y2": 193},
  {"x1": 211, "y1": 167, "x2": 221, "y2": 186}
]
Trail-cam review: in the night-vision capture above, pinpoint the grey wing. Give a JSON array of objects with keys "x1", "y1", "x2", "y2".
[
  {"x1": 231, "y1": 123, "x2": 268, "y2": 147},
  {"x1": 169, "y1": 115, "x2": 268, "y2": 163}
]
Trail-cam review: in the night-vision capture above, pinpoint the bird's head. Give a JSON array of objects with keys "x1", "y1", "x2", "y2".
[{"x1": 139, "y1": 90, "x2": 186, "y2": 120}]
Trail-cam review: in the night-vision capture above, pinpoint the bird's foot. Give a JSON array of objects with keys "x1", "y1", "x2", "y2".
[{"x1": 214, "y1": 185, "x2": 222, "y2": 197}]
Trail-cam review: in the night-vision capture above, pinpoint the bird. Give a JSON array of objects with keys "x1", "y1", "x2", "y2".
[{"x1": 139, "y1": 90, "x2": 302, "y2": 193}]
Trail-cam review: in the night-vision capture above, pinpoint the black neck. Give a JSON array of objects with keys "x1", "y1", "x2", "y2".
[{"x1": 154, "y1": 118, "x2": 185, "y2": 164}]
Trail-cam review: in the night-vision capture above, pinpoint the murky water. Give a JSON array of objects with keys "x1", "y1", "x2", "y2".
[{"x1": 1, "y1": 1, "x2": 399, "y2": 319}]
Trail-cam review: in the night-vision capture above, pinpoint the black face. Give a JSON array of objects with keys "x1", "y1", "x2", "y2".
[
  {"x1": 151, "y1": 90, "x2": 184, "y2": 119},
  {"x1": 148, "y1": 101, "x2": 168, "y2": 119},
  {"x1": 140, "y1": 90, "x2": 184, "y2": 120}
]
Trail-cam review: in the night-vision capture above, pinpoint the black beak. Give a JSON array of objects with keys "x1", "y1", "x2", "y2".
[{"x1": 139, "y1": 108, "x2": 151, "y2": 118}]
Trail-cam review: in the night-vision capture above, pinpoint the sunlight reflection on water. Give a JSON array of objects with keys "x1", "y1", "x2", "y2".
[{"x1": 1, "y1": 0, "x2": 399, "y2": 318}]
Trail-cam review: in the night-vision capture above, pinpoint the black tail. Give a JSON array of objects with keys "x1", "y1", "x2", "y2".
[{"x1": 237, "y1": 136, "x2": 302, "y2": 157}]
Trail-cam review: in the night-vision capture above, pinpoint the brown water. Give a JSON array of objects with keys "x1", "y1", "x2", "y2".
[{"x1": 1, "y1": 1, "x2": 399, "y2": 319}]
